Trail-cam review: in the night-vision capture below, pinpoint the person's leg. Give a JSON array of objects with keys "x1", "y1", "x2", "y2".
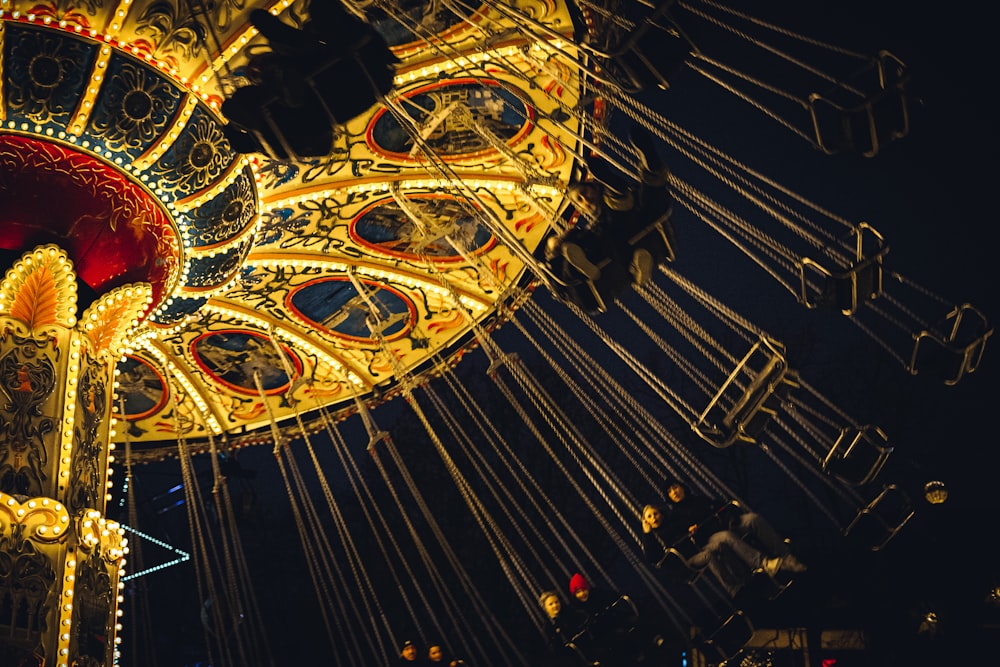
[
  {"x1": 695, "y1": 539, "x2": 744, "y2": 597},
  {"x1": 736, "y1": 512, "x2": 789, "y2": 556},
  {"x1": 628, "y1": 125, "x2": 670, "y2": 187},
  {"x1": 735, "y1": 513, "x2": 808, "y2": 572},
  {"x1": 560, "y1": 236, "x2": 602, "y2": 281},
  {"x1": 250, "y1": 9, "x2": 327, "y2": 55},
  {"x1": 629, "y1": 247, "x2": 654, "y2": 285},
  {"x1": 706, "y1": 530, "x2": 786, "y2": 584},
  {"x1": 586, "y1": 159, "x2": 635, "y2": 212},
  {"x1": 707, "y1": 530, "x2": 764, "y2": 569}
]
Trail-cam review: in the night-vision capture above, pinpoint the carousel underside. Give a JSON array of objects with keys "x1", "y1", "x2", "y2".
[{"x1": 1, "y1": 0, "x2": 589, "y2": 460}]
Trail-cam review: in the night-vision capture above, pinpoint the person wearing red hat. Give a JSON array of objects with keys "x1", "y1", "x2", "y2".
[{"x1": 566, "y1": 573, "x2": 644, "y2": 666}]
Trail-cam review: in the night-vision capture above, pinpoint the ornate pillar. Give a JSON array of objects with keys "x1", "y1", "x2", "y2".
[{"x1": 0, "y1": 245, "x2": 152, "y2": 667}]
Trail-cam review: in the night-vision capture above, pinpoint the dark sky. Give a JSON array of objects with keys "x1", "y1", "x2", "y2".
[{"x1": 113, "y1": 2, "x2": 998, "y2": 665}]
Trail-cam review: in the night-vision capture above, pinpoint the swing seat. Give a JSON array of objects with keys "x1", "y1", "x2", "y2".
[
  {"x1": 561, "y1": 639, "x2": 601, "y2": 667},
  {"x1": 694, "y1": 337, "x2": 800, "y2": 448},
  {"x1": 545, "y1": 223, "x2": 633, "y2": 314},
  {"x1": 655, "y1": 544, "x2": 706, "y2": 585},
  {"x1": 606, "y1": 0, "x2": 690, "y2": 92},
  {"x1": 909, "y1": 303, "x2": 993, "y2": 386},
  {"x1": 223, "y1": 85, "x2": 335, "y2": 161},
  {"x1": 844, "y1": 483, "x2": 914, "y2": 551},
  {"x1": 626, "y1": 207, "x2": 677, "y2": 266},
  {"x1": 586, "y1": 257, "x2": 631, "y2": 314},
  {"x1": 588, "y1": 595, "x2": 641, "y2": 642},
  {"x1": 799, "y1": 223, "x2": 888, "y2": 315},
  {"x1": 740, "y1": 566, "x2": 795, "y2": 602},
  {"x1": 808, "y1": 51, "x2": 911, "y2": 157},
  {"x1": 690, "y1": 500, "x2": 743, "y2": 539},
  {"x1": 548, "y1": 253, "x2": 620, "y2": 314},
  {"x1": 822, "y1": 425, "x2": 893, "y2": 486},
  {"x1": 697, "y1": 609, "x2": 754, "y2": 665},
  {"x1": 222, "y1": 21, "x2": 397, "y2": 161}
]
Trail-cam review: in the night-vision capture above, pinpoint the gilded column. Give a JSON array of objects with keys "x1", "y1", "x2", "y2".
[{"x1": 0, "y1": 246, "x2": 151, "y2": 667}]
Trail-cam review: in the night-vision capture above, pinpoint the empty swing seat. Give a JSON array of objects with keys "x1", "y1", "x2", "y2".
[
  {"x1": 697, "y1": 609, "x2": 754, "y2": 665},
  {"x1": 799, "y1": 222, "x2": 888, "y2": 315},
  {"x1": 808, "y1": 51, "x2": 911, "y2": 157},
  {"x1": 587, "y1": 595, "x2": 641, "y2": 642},
  {"x1": 844, "y1": 483, "x2": 914, "y2": 551},
  {"x1": 822, "y1": 425, "x2": 893, "y2": 486},
  {"x1": 694, "y1": 337, "x2": 800, "y2": 448},
  {"x1": 909, "y1": 303, "x2": 993, "y2": 386}
]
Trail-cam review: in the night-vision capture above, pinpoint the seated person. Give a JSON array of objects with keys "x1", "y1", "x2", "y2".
[
  {"x1": 567, "y1": 573, "x2": 643, "y2": 665},
  {"x1": 544, "y1": 220, "x2": 630, "y2": 314},
  {"x1": 425, "y1": 640, "x2": 463, "y2": 666},
  {"x1": 641, "y1": 484, "x2": 805, "y2": 597},
  {"x1": 544, "y1": 125, "x2": 675, "y2": 311},
  {"x1": 539, "y1": 589, "x2": 591, "y2": 666},
  {"x1": 592, "y1": 125, "x2": 676, "y2": 270},
  {"x1": 223, "y1": 3, "x2": 398, "y2": 159},
  {"x1": 664, "y1": 481, "x2": 806, "y2": 572},
  {"x1": 608, "y1": 0, "x2": 692, "y2": 92},
  {"x1": 397, "y1": 639, "x2": 420, "y2": 665}
]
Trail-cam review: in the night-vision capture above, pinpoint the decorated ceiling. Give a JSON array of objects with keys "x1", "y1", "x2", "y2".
[{"x1": 0, "y1": 0, "x2": 583, "y2": 457}]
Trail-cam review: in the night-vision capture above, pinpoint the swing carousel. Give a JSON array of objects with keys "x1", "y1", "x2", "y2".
[{"x1": 0, "y1": 1, "x2": 994, "y2": 666}]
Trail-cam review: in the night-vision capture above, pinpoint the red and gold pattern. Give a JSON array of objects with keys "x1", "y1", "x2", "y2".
[{"x1": 0, "y1": 136, "x2": 178, "y2": 308}]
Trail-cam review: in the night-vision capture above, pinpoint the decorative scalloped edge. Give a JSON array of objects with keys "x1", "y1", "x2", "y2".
[
  {"x1": 78, "y1": 283, "x2": 154, "y2": 359},
  {"x1": 0, "y1": 492, "x2": 71, "y2": 545}
]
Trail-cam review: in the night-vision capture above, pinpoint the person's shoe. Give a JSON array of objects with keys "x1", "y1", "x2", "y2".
[
  {"x1": 761, "y1": 557, "x2": 781, "y2": 577},
  {"x1": 780, "y1": 554, "x2": 807, "y2": 573},
  {"x1": 588, "y1": 160, "x2": 634, "y2": 210},
  {"x1": 630, "y1": 247, "x2": 654, "y2": 285},
  {"x1": 562, "y1": 242, "x2": 601, "y2": 281},
  {"x1": 629, "y1": 125, "x2": 669, "y2": 187}
]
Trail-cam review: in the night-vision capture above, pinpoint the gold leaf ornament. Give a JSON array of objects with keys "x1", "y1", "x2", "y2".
[{"x1": 0, "y1": 245, "x2": 78, "y2": 330}]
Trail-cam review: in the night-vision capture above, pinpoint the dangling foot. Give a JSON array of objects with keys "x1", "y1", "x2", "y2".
[
  {"x1": 761, "y1": 557, "x2": 781, "y2": 577},
  {"x1": 587, "y1": 160, "x2": 634, "y2": 211},
  {"x1": 630, "y1": 248, "x2": 653, "y2": 285},
  {"x1": 629, "y1": 125, "x2": 669, "y2": 187},
  {"x1": 562, "y1": 242, "x2": 601, "y2": 281},
  {"x1": 780, "y1": 554, "x2": 808, "y2": 573}
]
